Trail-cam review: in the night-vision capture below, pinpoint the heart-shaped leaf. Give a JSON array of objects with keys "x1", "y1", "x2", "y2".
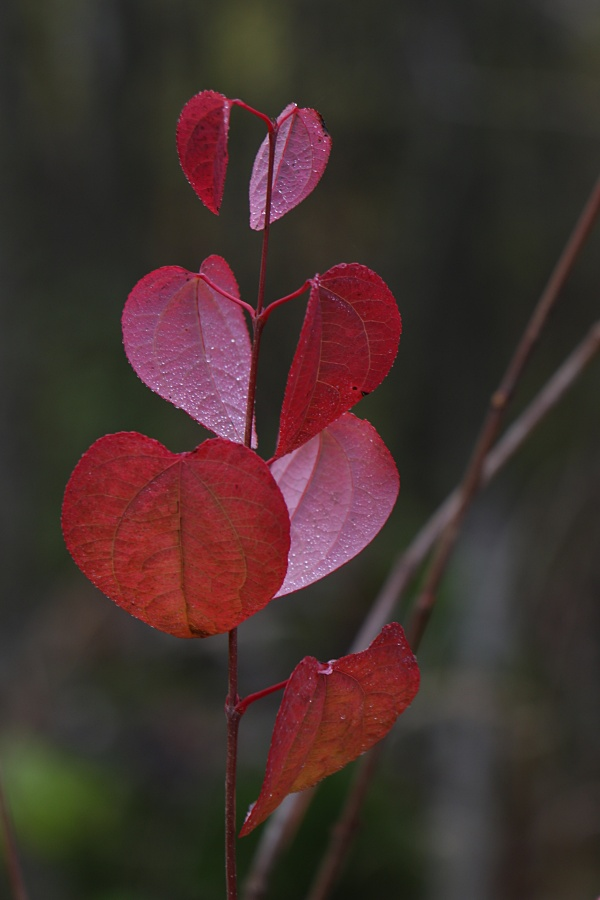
[
  {"x1": 271, "y1": 414, "x2": 399, "y2": 596},
  {"x1": 275, "y1": 263, "x2": 401, "y2": 458},
  {"x1": 122, "y1": 256, "x2": 253, "y2": 445},
  {"x1": 240, "y1": 622, "x2": 419, "y2": 835},
  {"x1": 249, "y1": 104, "x2": 331, "y2": 230},
  {"x1": 177, "y1": 90, "x2": 232, "y2": 213},
  {"x1": 62, "y1": 432, "x2": 290, "y2": 638}
]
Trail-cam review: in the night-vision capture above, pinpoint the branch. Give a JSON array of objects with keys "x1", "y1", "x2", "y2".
[
  {"x1": 355, "y1": 319, "x2": 600, "y2": 653},
  {"x1": 407, "y1": 174, "x2": 600, "y2": 650}
]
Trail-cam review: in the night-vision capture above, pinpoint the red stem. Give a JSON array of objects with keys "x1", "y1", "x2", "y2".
[
  {"x1": 260, "y1": 280, "x2": 312, "y2": 325},
  {"x1": 225, "y1": 628, "x2": 241, "y2": 899},
  {"x1": 197, "y1": 272, "x2": 256, "y2": 318},
  {"x1": 225, "y1": 111, "x2": 279, "y2": 900},
  {"x1": 232, "y1": 99, "x2": 274, "y2": 131},
  {"x1": 244, "y1": 124, "x2": 277, "y2": 446},
  {"x1": 235, "y1": 679, "x2": 289, "y2": 717}
]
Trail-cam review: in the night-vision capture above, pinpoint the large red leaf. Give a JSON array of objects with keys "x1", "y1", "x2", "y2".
[
  {"x1": 122, "y1": 256, "x2": 253, "y2": 445},
  {"x1": 249, "y1": 104, "x2": 331, "y2": 230},
  {"x1": 240, "y1": 622, "x2": 419, "y2": 835},
  {"x1": 274, "y1": 263, "x2": 402, "y2": 458},
  {"x1": 270, "y1": 414, "x2": 399, "y2": 596},
  {"x1": 62, "y1": 433, "x2": 290, "y2": 638},
  {"x1": 176, "y1": 90, "x2": 232, "y2": 214}
]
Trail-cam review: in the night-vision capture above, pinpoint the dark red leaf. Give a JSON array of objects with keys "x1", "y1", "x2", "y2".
[
  {"x1": 122, "y1": 256, "x2": 253, "y2": 444},
  {"x1": 249, "y1": 104, "x2": 331, "y2": 230},
  {"x1": 275, "y1": 264, "x2": 401, "y2": 458},
  {"x1": 240, "y1": 623, "x2": 420, "y2": 835},
  {"x1": 270, "y1": 414, "x2": 399, "y2": 596},
  {"x1": 62, "y1": 433, "x2": 290, "y2": 638},
  {"x1": 177, "y1": 90, "x2": 232, "y2": 214}
]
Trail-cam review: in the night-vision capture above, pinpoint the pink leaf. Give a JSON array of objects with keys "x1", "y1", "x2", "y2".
[
  {"x1": 275, "y1": 263, "x2": 401, "y2": 458},
  {"x1": 240, "y1": 623, "x2": 420, "y2": 835},
  {"x1": 62, "y1": 433, "x2": 290, "y2": 638},
  {"x1": 270, "y1": 414, "x2": 399, "y2": 596},
  {"x1": 176, "y1": 90, "x2": 232, "y2": 213},
  {"x1": 249, "y1": 104, "x2": 331, "y2": 230},
  {"x1": 122, "y1": 256, "x2": 254, "y2": 445}
]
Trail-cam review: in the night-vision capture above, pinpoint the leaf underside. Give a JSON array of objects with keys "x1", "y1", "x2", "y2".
[
  {"x1": 271, "y1": 413, "x2": 399, "y2": 596},
  {"x1": 240, "y1": 622, "x2": 420, "y2": 835},
  {"x1": 122, "y1": 255, "x2": 253, "y2": 445},
  {"x1": 249, "y1": 104, "x2": 331, "y2": 230},
  {"x1": 62, "y1": 433, "x2": 290, "y2": 638}
]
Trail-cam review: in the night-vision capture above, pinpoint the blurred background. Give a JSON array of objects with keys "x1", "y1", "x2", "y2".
[{"x1": 1, "y1": 0, "x2": 599, "y2": 897}]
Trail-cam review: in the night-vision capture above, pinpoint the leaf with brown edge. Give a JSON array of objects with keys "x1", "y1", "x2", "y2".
[
  {"x1": 274, "y1": 263, "x2": 402, "y2": 458},
  {"x1": 176, "y1": 90, "x2": 232, "y2": 213},
  {"x1": 249, "y1": 104, "x2": 331, "y2": 230},
  {"x1": 62, "y1": 432, "x2": 290, "y2": 638},
  {"x1": 271, "y1": 414, "x2": 399, "y2": 596},
  {"x1": 122, "y1": 256, "x2": 254, "y2": 445},
  {"x1": 240, "y1": 622, "x2": 419, "y2": 835}
]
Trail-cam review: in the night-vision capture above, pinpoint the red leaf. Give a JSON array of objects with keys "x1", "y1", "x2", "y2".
[
  {"x1": 122, "y1": 256, "x2": 253, "y2": 444},
  {"x1": 240, "y1": 622, "x2": 419, "y2": 835},
  {"x1": 270, "y1": 414, "x2": 399, "y2": 596},
  {"x1": 62, "y1": 433, "x2": 290, "y2": 638},
  {"x1": 176, "y1": 90, "x2": 232, "y2": 213},
  {"x1": 275, "y1": 264, "x2": 402, "y2": 458},
  {"x1": 249, "y1": 104, "x2": 331, "y2": 230}
]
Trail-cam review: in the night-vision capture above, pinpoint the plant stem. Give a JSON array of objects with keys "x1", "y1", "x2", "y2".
[
  {"x1": 305, "y1": 745, "x2": 383, "y2": 900},
  {"x1": 255, "y1": 127, "x2": 276, "y2": 318},
  {"x1": 244, "y1": 124, "x2": 277, "y2": 446},
  {"x1": 225, "y1": 628, "x2": 241, "y2": 900},
  {"x1": 407, "y1": 173, "x2": 600, "y2": 650},
  {"x1": 235, "y1": 679, "x2": 289, "y2": 717},
  {"x1": 260, "y1": 280, "x2": 312, "y2": 324},
  {"x1": 225, "y1": 113, "x2": 279, "y2": 899},
  {"x1": 197, "y1": 273, "x2": 256, "y2": 318}
]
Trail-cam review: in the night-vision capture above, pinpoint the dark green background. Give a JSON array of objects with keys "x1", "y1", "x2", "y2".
[{"x1": 1, "y1": 1, "x2": 599, "y2": 897}]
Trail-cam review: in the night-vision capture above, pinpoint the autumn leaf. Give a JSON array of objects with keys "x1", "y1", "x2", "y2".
[
  {"x1": 62, "y1": 433, "x2": 290, "y2": 638},
  {"x1": 275, "y1": 263, "x2": 401, "y2": 457},
  {"x1": 240, "y1": 623, "x2": 419, "y2": 835},
  {"x1": 249, "y1": 104, "x2": 331, "y2": 230},
  {"x1": 122, "y1": 256, "x2": 253, "y2": 444},
  {"x1": 271, "y1": 414, "x2": 399, "y2": 596},
  {"x1": 176, "y1": 90, "x2": 232, "y2": 214}
]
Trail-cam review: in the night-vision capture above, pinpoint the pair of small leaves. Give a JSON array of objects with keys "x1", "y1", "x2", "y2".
[
  {"x1": 176, "y1": 90, "x2": 331, "y2": 228},
  {"x1": 122, "y1": 256, "x2": 401, "y2": 458},
  {"x1": 61, "y1": 413, "x2": 398, "y2": 638},
  {"x1": 241, "y1": 622, "x2": 420, "y2": 835}
]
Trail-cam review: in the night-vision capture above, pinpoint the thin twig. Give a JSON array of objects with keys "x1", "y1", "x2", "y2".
[
  {"x1": 355, "y1": 317, "x2": 600, "y2": 653},
  {"x1": 0, "y1": 762, "x2": 29, "y2": 900},
  {"x1": 305, "y1": 744, "x2": 384, "y2": 900},
  {"x1": 241, "y1": 171, "x2": 600, "y2": 898},
  {"x1": 408, "y1": 174, "x2": 600, "y2": 649}
]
